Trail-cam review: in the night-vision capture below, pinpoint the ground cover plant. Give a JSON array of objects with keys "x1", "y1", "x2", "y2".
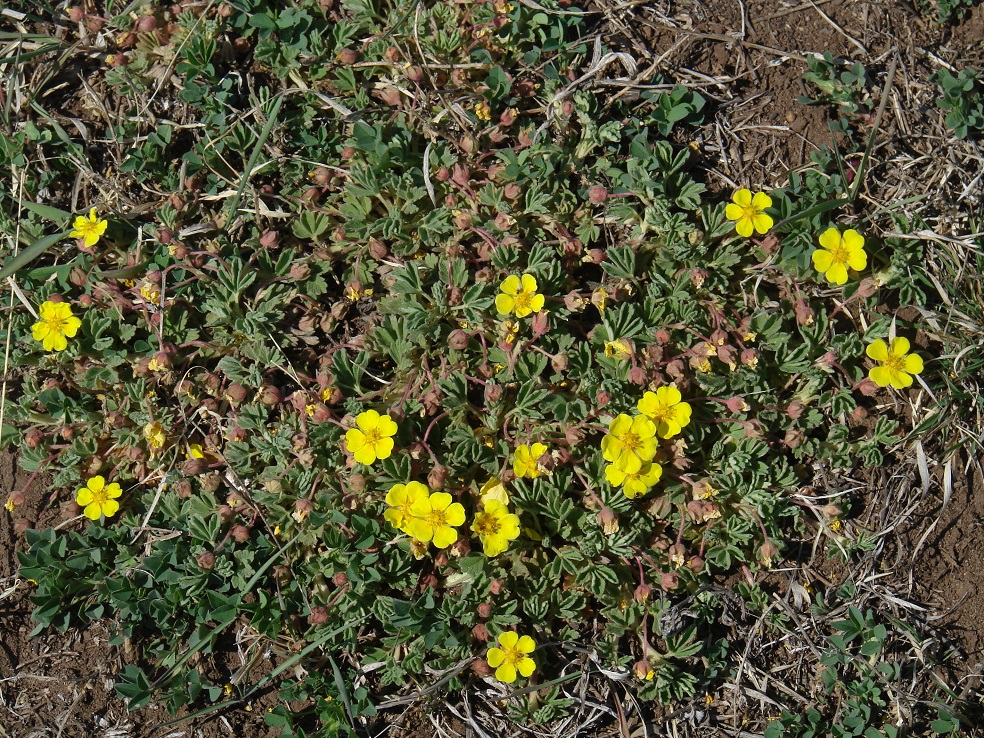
[{"x1": 2, "y1": 0, "x2": 983, "y2": 735}]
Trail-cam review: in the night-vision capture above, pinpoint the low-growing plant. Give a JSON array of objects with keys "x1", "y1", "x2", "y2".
[{"x1": 933, "y1": 67, "x2": 984, "y2": 139}]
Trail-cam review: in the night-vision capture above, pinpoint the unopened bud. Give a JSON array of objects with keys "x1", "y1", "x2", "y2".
[
  {"x1": 448, "y1": 329, "x2": 469, "y2": 350},
  {"x1": 196, "y1": 551, "x2": 216, "y2": 570},
  {"x1": 231, "y1": 525, "x2": 250, "y2": 543},
  {"x1": 308, "y1": 606, "x2": 329, "y2": 625},
  {"x1": 428, "y1": 465, "x2": 449, "y2": 490},
  {"x1": 598, "y1": 507, "x2": 619, "y2": 535}
]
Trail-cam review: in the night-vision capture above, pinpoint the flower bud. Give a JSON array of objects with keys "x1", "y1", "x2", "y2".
[
  {"x1": 406, "y1": 65, "x2": 424, "y2": 83},
  {"x1": 551, "y1": 353, "x2": 568, "y2": 373},
  {"x1": 477, "y1": 602, "x2": 492, "y2": 619},
  {"x1": 308, "y1": 606, "x2": 329, "y2": 625},
  {"x1": 196, "y1": 551, "x2": 216, "y2": 570},
  {"x1": 183, "y1": 458, "x2": 207, "y2": 476},
  {"x1": 783, "y1": 428, "x2": 806, "y2": 449},
  {"x1": 633, "y1": 660, "x2": 654, "y2": 680},
  {"x1": 378, "y1": 86, "x2": 402, "y2": 107},
  {"x1": 201, "y1": 473, "x2": 221, "y2": 494},
  {"x1": 587, "y1": 185, "x2": 608, "y2": 204},
  {"x1": 448, "y1": 329, "x2": 469, "y2": 350},
  {"x1": 336, "y1": 48, "x2": 358, "y2": 65},
  {"x1": 348, "y1": 473, "x2": 366, "y2": 491},
  {"x1": 857, "y1": 378, "x2": 879, "y2": 397},
  {"x1": 228, "y1": 425, "x2": 247, "y2": 442},
  {"x1": 489, "y1": 579, "x2": 504, "y2": 595},
  {"x1": 564, "y1": 291, "x2": 585, "y2": 311},
  {"x1": 596, "y1": 390, "x2": 610, "y2": 407},
  {"x1": 428, "y1": 465, "x2": 449, "y2": 490},
  {"x1": 175, "y1": 480, "x2": 193, "y2": 499},
  {"x1": 25, "y1": 428, "x2": 44, "y2": 449},
  {"x1": 688, "y1": 556, "x2": 704, "y2": 572},
  {"x1": 332, "y1": 572, "x2": 348, "y2": 586},
  {"x1": 758, "y1": 541, "x2": 779, "y2": 567},
  {"x1": 628, "y1": 366, "x2": 647, "y2": 386},
  {"x1": 598, "y1": 507, "x2": 619, "y2": 535},
  {"x1": 231, "y1": 524, "x2": 250, "y2": 543},
  {"x1": 259, "y1": 385, "x2": 282, "y2": 405},
  {"x1": 634, "y1": 583, "x2": 652, "y2": 602},
  {"x1": 368, "y1": 239, "x2": 388, "y2": 259},
  {"x1": 660, "y1": 572, "x2": 679, "y2": 590}
]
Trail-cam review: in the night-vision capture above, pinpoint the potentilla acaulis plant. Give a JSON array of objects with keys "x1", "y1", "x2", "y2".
[{"x1": 2, "y1": 0, "x2": 934, "y2": 725}]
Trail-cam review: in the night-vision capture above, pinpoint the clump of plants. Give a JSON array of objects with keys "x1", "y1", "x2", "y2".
[
  {"x1": 0, "y1": 0, "x2": 954, "y2": 733},
  {"x1": 933, "y1": 67, "x2": 984, "y2": 139}
]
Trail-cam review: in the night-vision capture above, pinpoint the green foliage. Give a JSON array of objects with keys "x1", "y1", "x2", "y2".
[
  {"x1": 800, "y1": 52, "x2": 871, "y2": 117},
  {"x1": 933, "y1": 67, "x2": 984, "y2": 139},
  {"x1": 0, "y1": 0, "x2": 952, "y2": 731}
]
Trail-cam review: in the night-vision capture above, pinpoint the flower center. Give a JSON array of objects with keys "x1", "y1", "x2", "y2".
[
  {"x1": 830, "y1": 242, "x2": 850, "y2": 264},
  {"x1": 620, "y1": 431, "x2": 641, "y2": 452},
  {"x1": 45, "y1": 316, "x2": 68, "y2": 332},
  {"x1": 883, "y1": 352, "x2": 905, "y2": 372},
  {"x1": 429, "y1": 509, "x2": 449, "y2": 528},
  {"x1": 363, "y1": 428, "x2": 381, "y2": 446},
  {"x1": 741, "y1": 204, "x2": 759, "y2": 220},
  {"x1": 90, "y1": 488, "x2": 108, "y2": 505},
  {"x1": 475, "y1": 513, "x2": 501, "y2": 536},
  {"x1": 513, "y1": 291, "x2": 533, "y2": 312}
]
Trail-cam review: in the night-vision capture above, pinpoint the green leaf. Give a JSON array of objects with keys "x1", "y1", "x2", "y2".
[{"x1": 0, "y1": 230, "x2": 69, "y2": 280}]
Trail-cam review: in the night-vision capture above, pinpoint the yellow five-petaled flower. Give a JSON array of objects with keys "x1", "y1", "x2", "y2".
[
  {"x1": 605, "y1": 460, "x2": 663, "y2": 499},
  {"x1": 513, "y1": 442, "x2": 548, "y2": 479},
  {"x1": 725, "y1": 189, "x2": 773, "y2": 238},
  {"x1": 601, "y1": 414, "x2": 658, "y2": 474},
  {"x1": 812, "y1": 227, "x2": 867, "y2": 285},
  {"x1": 70, "y1": 207, "x2": 108, "y2": 248},
  {"x1": 496, "y1": 274, "x2": 545, "y2": 319},
  {"x1": 76, "y1": 475, "x2": 122, "y2": 520},
  {"x1": 384, "y1": 481, "x2": 430, "y2": 534},
  {"x1": 866, "y1": 337, "x2": 923, "y2": 389},
  {"x1": 345, "y1": 410, "x2": 398, "y2": 466},
  {"x1": 637, "y1": 386, "x2": 692, "y2": 439},
  {"x1": 471, "y1": 499, "x2": 520, "y2": 557},
  {"x1": 406, "y1": 491, "x2": 466, "y2": 549},
  {"x1": 31, "y1": 301, "x2": 82, "y2": 352},
  {"x1": 486, "y1": 631, "x2": 536, "y2": 683}
]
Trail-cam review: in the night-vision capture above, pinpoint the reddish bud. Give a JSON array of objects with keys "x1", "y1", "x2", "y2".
[
  {"x1": 477, "y1": 602, "x2": 492, "y2": 619},
  {"x1": 427, "y1": 465, "x2": 449, "y2": 490},
  {"x1": 660, "y1": 572, "x2": 679, "y2": 590},
  {"x1": 308, "y1": 606, "x2": 329, "y2": 625},
  {"x1": 337, "y1": 48, "x2": 358, "y2": 65},
  {"x1": 25, "y1": 428, "x2": 44, "y2": 449},
  {"x1": 231, "y1": 525, "x2": 250, "y2": 543},
  {"x1": 182, "y1": 458, "x2": 207, "y2": 476},
  {"x1": 196, "y1": 551, "x2": 216, "y2": 570},
  {"x1": 587, "y1": 185, "x2": 608, "y2": 204},
  {"x1": 448, "y1": 329, "x2": 469, "y2": 350}
]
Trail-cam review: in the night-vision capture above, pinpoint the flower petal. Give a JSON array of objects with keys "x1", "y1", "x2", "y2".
[
  {"x1": 432, "y1": 525, "x2": 457, "y2": 548},
  {"x1": 846, "y1": 249, "x2": 867, "y2": 271},
  {"x1": 812, "y1": 249, "x2": 834, "y2": 273},
  {"x1": 529, "y1": 294, "x2": 545, "y2": 313},
  {"x1": 495, "y1": 662, "x2": 517, "y2": 683},
  {"x1": 889, "y1": 368, "x2": 912, "y2": 389},
  {"x1": 520, "y1": 274, "x2": 538, "y2": 293},
  {"x1": 865, "y1": 340, "x2": 889, "y2": 362},
  {"x1": 498, "y1": 631, "x2": 519, "y2": 649},
  {"x1": 869, "y1": 365, "x2": 892, "y2": 387},
  {"x1": 751, "y1": 191, "x2": 772, "y2": 210},
  {"x1": 517, "y1": 657, "x2": 536, "y2": 677},
  {"x1": 842, "y1": 229, "x2": 865, "y2": 250},
  {"x1": 495, "y1": 293, "x2": 516, "y2": 315},
  {"x1": 83, "y1": 503, "x2": 103, "y2": 520},
  {"x1": 818, "y1": 228, "x2": 841, "y2": 251},
  {"x1": 345, "y1": 428, "x2": 366, "y2": 452},
  {"x1": 500, "y1": 275, "x2": 520, "y2": 296},
  {"x1": 372, "y1": 437, "x2": 394, "y2": 460},
  {"x1": 825, "y1": 262, "x2": 848, "y2": 285},
  {"x1": 77, "y1": 488, "x2": 94, "y2": 506},
  {"x1": 353, "y1": 445, "x2": 378, "y2": 465},
  {"x1": 101, "y1": 499, "x2": 120, "y2": 518},
  {"x1": 725, "y1": 203, "x2": 744, "y2": 221},
  {"x1": 903, "y1": 353, "x2": 924, "y2": 375},
  {"x1": 732, "y1": 189, "x2": 752, "y2": 207},
  {"x1": 486, "y1": 648, "x2": 506, "y2": 668},
  {"x1": 445, "y1": 502, "x2": 466, "y2": 527},
  {"x1": 889, "y1": 337, "x2": 910, "y2": 357},
  {"x1": 375, "y1": 415, "x2": 398, "y2": 437},
  {"x1": 605, "y1": 463, "x2": 626, "y2": 486},
  {"x1": 751, "y1": 212, "x2": 774, "y2": 234},
  {"x1": 88, "y1": 476, "x2": 105, "y2": 494},
  {"x1": 356, "y1": 410, "x2": 380, "y2": 432},
  {"x1": 734, "y1": 218, "x2": 753, "y2": 238},
  {"x1": 517, "y1": 635, "x2": 536, "y2": 653}
]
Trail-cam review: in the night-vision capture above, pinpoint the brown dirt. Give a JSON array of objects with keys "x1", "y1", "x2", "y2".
[{"x1": 907, "y1": 454, "x2": 984, "y2": 670}]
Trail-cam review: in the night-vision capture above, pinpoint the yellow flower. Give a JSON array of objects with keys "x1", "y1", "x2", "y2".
[
  {"x1": 866, "y1": 337, "x2": 923, "y2": 389},
  {"x1": 605, "y1": 460, "x2": 662, "y2": 499},
  {"x1": 70, "y1": 207, "x2": 108, "y2": 247},
  {"x1": 604, "y1": 338, "x2": 631, "y2": 360},
  {"x1": 140, "y1": 282, "x2": 161, "y2": 303},
  {"x1": 474, "y1": 101, "x2": 491, "y2": 121},
  {"x1": 344, "y1": 410, "x2": 398, "y2": 465},
  {"x1": 637, "y1": 386, "x2": 692, "y2": 439},
  {"x1": 384, "y1": 481, "x2": 430, "y2": 534},
  {"x1": 495, "y1": 274, "x2": 545, "y2": 318},
  {"x1": 500, "y1": 319, "x2": 520, "y2": 344},
  {"x1": 471, "y1": 499, "x2": 520, "y2": 556},
  {"x1": 486, "y1": 631, "x2": 536, "y2": 683},
  {"x1": 186, "y1": 444, "x2": 205, "y2": 459},
  {"x1": 479, "y1": 478, "x2": 509, "y2": 506},
  {"x1": 143, "y1": 421, "x2": 166, "y2": 450},
  {"x1": 725, "y1": 189, "x2": 773, "y2": 238},
  {"x1": 812, "y1": 228, "x2": 867, "y2": 285},
  {"x1": 513, "y1": 442, "x2": 548, "y2": 479},
  {"x1": 31, "y1": 301, "x2": 82, "y2": 352},
  {"x1": 601, "y1": 414, "x2": 658, "y2": 474},
  {"x1": 76, "y1": 475, "x2": 122, "y2": 520},
  {"x1": 320, "y1": 387, "x2": 334, "y2": 402},
  {"x1": 406, "y1": 492, "x2": 466, "y2": 549}
]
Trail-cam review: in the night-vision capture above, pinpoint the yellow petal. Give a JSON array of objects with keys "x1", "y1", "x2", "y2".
[
  {"x1": 734, "y1": 218, "x2": 753, "y2": 238},
  {"x1": 495, "y1": 293, "x2": 515, "y2": 315},
  {"x1": 445, "y1": 503, "x2": 466, "y2": 527},
  {"x1": 372, "y1": 437, "x2": 394, "y2": 460},
  {"x1": 732, "y1": 189, "x2": 752, "y2": 207},
  {"x1": 356, "y1": 410, "x2": 380, "y2": 432},
  {"x1": 353, "y1": 445, "x2": 378, "y2": 465},
  {"x1": 869, "y1": 365, "x2": 892, "y2": 387},
  {"x1": 101, "y1": 499, "x2": 120, "y2": 517},
  {"x1": 517, "y1": 657, "x2": 536, "y2": 677},
  {"x1": 751, "y1": 191, "x2": 772, "y2": 210},
  {"x1": 889, "y1": 368, "x2": 912, "y2": 389},
  {"x1": 520, "y1": 274, "x2": 538, "y2": 293},
  {"x1": 751, "y1": 213, "x2": 773, "y2": 234},
  {"x1": 865, "y1": 340, "x2": 889, "y2": 362},
  {"x1": 88, "y1": 476, "x2": 105, "y2": 493},
  {"x1": 818, "y1": 228, "x2": 841, "y2": 251},
  {"x1": 529, "y1": 294, "x2": 545, "y2": 313},
  {"x1": 517, "y1": 635, "x2": 536, "y2": 653},
  {"x1": 77, "y1": 488, "x2": 94, "y2": 506},
  {"x1": 486, "y1": 648, "x2": 506, "y2": 668},
  {"x1": 842, "y1": 229, "x2": 864, "y2": 250},
  {"x1": 825, "y1": 262, "x2": 848, "y2": 285},
  {"x1": 345, "y1": 428, "x2": 366, "y2": 452},
  {"x1": 432, "y1": 525, "x2": 457, "y2": 548},
  {"x1": 500, "y1": 275, "x2": 520, "y2": 296},
  {"x1": 889, "y1": 337, "x2": 910, "y2": 357},
  {"x1": 846, "y1": 249, "x2": 867, "y2": 271},
  {"x1": 903, "y1": 353, "x2": 924, "y2": 375},
  {"x1": 375, "y1": 415, "x2": 398, "y2": 437},
  {"x1": 812, "y1": 249, "x2": 834, "y2": 273},
  {"x1": 83, "y1": 503, "x2": 103, "y2": 520},
  {"x1": 498, "y1": 631, "x2": 519, "y2": 649},
  {"x1": 495, "y1": 663, "x2": 517, "y2": 683}
]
